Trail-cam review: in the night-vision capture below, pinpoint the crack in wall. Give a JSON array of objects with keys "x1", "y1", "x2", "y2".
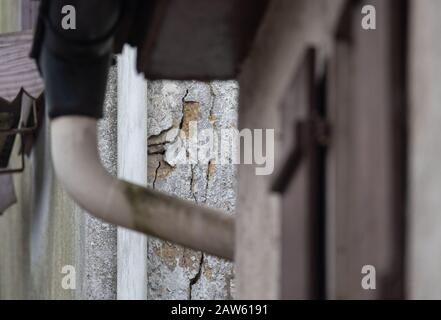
[
  {"x1": 204, "y1": 161, "x2": 212, "y2": 203},
  {"x1": 148, "y1": 151, "x2": 165, "y2": 156},
  {"x1": 189, "y1": 164, "x2": 198, "y2": 203},
  {"x1": 205, "y1": 83, "x2": 217, "y2": 202},
  {"x1": 180, "y1": 89, "x2": 190, "y2": 131},
  {"x1": 185, "y1": 86, "x2": 208, "y2": 299},
  {"x1": 188, "y1": 253, "x2": 204, "y2": 300},
  {"x1": 152, "y1": 161, "x2": 161, "y2": 189},
  {"x1": 148, "y1": 82, "x2": 234, "y2": 300},
  {"x1": 148, "y1": 123, "x2": 174, "y2": 143},
  {"x1": 208, "y1": 82, "x2": 217, "y2": 130}
]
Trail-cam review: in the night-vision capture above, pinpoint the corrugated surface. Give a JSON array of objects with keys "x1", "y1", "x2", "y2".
[{"x1": 0, "y1": 30, "x2": 44, "y2": 102}]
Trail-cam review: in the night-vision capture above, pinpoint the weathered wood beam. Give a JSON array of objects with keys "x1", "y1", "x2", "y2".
[{"x1": 236, "y1": 0, "x2": 346, "y2": 299}]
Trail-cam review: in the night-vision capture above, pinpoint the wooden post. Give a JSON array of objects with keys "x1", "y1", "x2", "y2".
[
  {"x1": 236, "y1": 0, "x2": 345, "y2": 299},
  {"x1": 117, "y1": 45, "x2": 148, "y2": 300},
  {"x1": 408, "y1": 0, "x2": 441, "y2": 299}
]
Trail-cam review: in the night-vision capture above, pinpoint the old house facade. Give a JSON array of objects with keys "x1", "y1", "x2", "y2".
[{"x1": 1, "y1": 0, "x2": 441, "y2": 300}]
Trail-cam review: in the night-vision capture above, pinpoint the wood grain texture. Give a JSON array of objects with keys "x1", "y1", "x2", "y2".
[
  {"x1": 236, "y1": 0, "x2": 346, "y2": 299},
  {"x1": 326, "y1": 0, "x2": 406, "y2": 299},
  {"x1": 117, "y1": 45, "x2": 148, "y2": 300},
  {"x1": 407, "y1": 0, "x2": 441, "y2": 299},
  {"x1": 277, "y1": 50, "x2": 324, "y2": 299}
]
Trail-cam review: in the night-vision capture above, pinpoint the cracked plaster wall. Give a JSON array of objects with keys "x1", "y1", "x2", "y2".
[{"x1": 147, "y1": 80, "x2": 238, "y2": 300}]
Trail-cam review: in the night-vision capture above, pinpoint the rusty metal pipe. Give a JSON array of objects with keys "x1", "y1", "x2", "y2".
[{"x1": 50, "y1": 116, "x2": 234, "y2": 260}]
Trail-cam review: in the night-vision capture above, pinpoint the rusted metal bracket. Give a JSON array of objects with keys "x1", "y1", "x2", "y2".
[{"x1": 271, "y1": 117, "x2": 330, "y2": 193}]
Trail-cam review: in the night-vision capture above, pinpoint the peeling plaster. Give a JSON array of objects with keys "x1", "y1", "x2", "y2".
[{"x1": 147, "y1": 80, "x2": 238, "y2": 300}]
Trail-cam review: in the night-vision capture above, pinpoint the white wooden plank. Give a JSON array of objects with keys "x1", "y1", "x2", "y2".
[{"x1": 117, "y1": 45, "x2": 148, "y2": 300}]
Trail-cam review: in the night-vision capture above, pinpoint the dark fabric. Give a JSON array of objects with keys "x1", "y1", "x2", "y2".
[
  {"x1": 30, "y1": 0, "x2": 146, "y2": 59},
  {"x1": 40, "y1": 46, "x2": 110, "y2": 119},
  {"x1": 31, "y1": 0, "x2": 122, "y2": 60},
  {"x1": 29, "y1": 0, "x2": 48, "y2": 68},
  {"x1": 113, "y1": 0, "x2": 155, "y2": 54},
  {"x1": 30, "y1": 0, "x2": 123, "y2": 119}
]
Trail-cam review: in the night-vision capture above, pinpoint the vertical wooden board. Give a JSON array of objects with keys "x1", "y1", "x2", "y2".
[
  {"x1": 278, "y1": 50, "x2": 322, "y2": 299},
  {"x1": 281, "y1": 167, "x2": 313, "y2": 298},
  {"x1": 117, "y1": 46, "x2": 148, "y2": 300},
  {"x1": 327, "y1": 0, "x2": 406, "y2": 299},
  {"x1": 407, "y1": 0, "x2": 441, "y2": 299},
  {"x1": 236, "y1": 0, "x2": 346, "y2": 299},
  {"x1": 326, "y1": 40, "x2": 352, "y2": 299}
]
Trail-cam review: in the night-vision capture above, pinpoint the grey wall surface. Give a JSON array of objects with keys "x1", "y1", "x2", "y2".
[{"x1": 147, "y1": 80, "x2": 237, "y2": 300}]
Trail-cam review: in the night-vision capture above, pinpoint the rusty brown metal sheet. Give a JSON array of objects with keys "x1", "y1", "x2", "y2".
[{"x1": 134, "y1": 0, "x2": 269, "y2": 80}]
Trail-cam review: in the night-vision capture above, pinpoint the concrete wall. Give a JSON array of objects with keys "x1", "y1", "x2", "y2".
[{"x1": 147, "y1": 80, "x2": 237, "y2": 299}]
